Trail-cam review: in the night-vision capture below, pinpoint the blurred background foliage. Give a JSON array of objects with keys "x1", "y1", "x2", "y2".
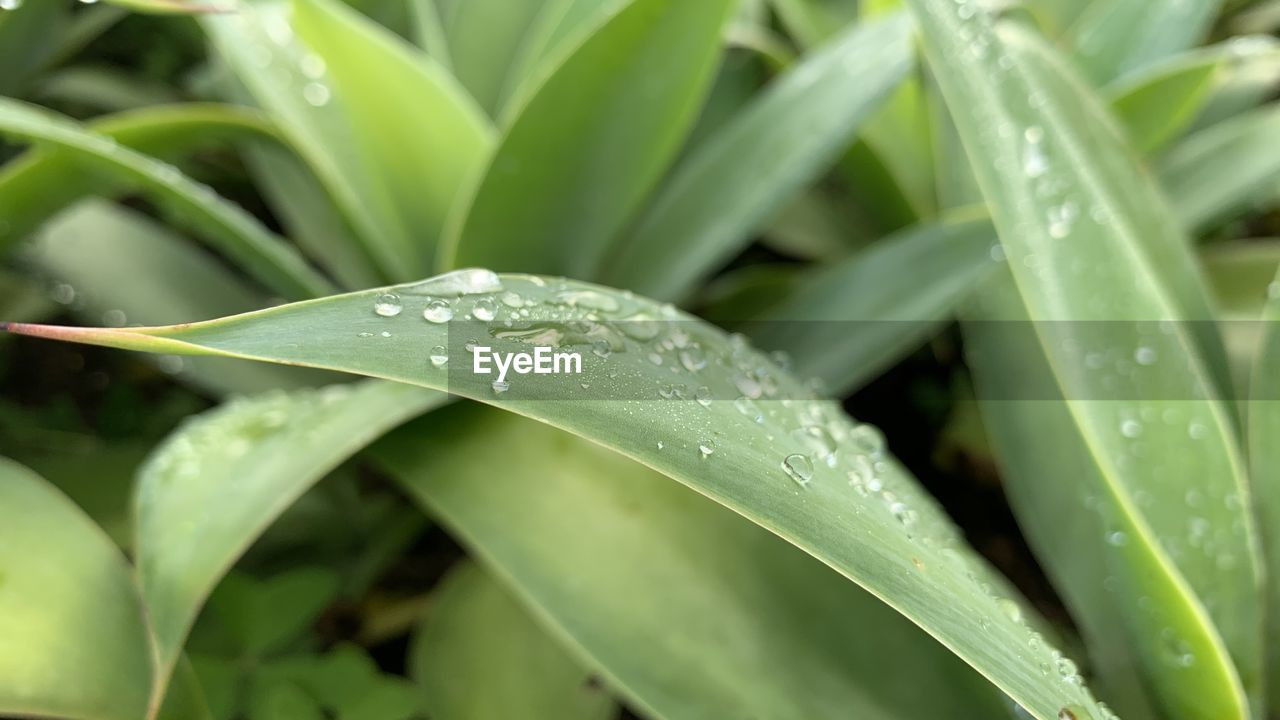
[{"x1": 0, "y1": 0, "x2": 1278, "y2": 719}]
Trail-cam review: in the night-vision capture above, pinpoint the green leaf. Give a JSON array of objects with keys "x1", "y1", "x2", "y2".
[
  {"x1": 1202, "y1": 240, "x2": 1280, "y2": 392},
  {"x1": 1249, "y1": 260, "x2": 1280, "y2": 707},
  {"x1": 0, "y1": 98, "x2": 331, "y2": 300},
  {"x1": 1105, "y1": 53, "x2": 1220, "y2": 154},
  {"x1": 0, "y1": 0, "x2": 66, "y2": 96},
  {"x1": 1160, "y1": 105, "x2": 1280, "y2": 234},
  {"x1": 259, "y1": 645, "x2": 418, "y2": 720},
  {"x1": 439, "y1": 0, "x2": 547, "y2": 117},
  {"x1": 6, "y1": 270, "x2": 1115, "y2": 719},
  {"x1": 132, "y1": 380, "x2": 445, "y2": 699},
  {"x1": 381, "y1": 405, "x2": 1008, "y2": 719},
  {"x1": 410, "y1": 561, "x2": 614, "y2": 720},
  {"x1": 29, "y1": 200, "x2": 331, "y2": 395},
  {"x1": 442, "y1": 0, "x2": 737, "y2": 280},
  {"x1": 0, "y1": 456, "x2": 152, "y2": 720},
  {"x1": 0, "y1": 102, "x2": 275, "y2": 254},
  {"x1": 601, "y1": 12, "x2": 914, "y2": 301},
  {"x1": 747, "y1": 214, "x2": 996, "y2": 396},
  {"x1": 407, "y1": 0, "x2": 452, "y2": 70},
  {"x1": 909, "y1": 3, "x2": 1259, "y2": 717},
  {"x1": 1104, "y1": 37, "x2": 1280, "y2": 155},
  {"x1": 0, "y1": 266, "x2": 54, "y2": 330},
  {"x1": 291, "y1": 0, "x2": 494, "y2": 275},
  {"x1": 1064, "y1": 0, "x2": 1221, "y2": 83},
  {"x1": 202, "y1": 2, "x2": 426, "y2": 283}
]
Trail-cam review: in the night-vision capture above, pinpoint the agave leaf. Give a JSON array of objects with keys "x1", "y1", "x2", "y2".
[
  {"x1": 1105, "y1": 36, "x2": 1280, "y2": 154},
  {"x1": 0, "y1": 457, "x2": 152, "y2": 720},
  {"x1": 202, "y1": 2, "x2": 439, "y2": 282},
  {"x1": 238, "y1": 138, "x2": 382, "y2": 290},
  {"x1": 0, "y1": 98, "x2": 331, "y2": 300},
  {"x1": 5, "y1": 271, "x2": 1112, "y2": 720},
  {"x1": 381, "y1": 405, "x2": 1010, "y2": 719},
  {"x1": 746, "y1": 214, "x2": 997, "y2": 396},
  {"x1": 0, "y1": 0, "x2": 66, "y2": 96},
  {"x1": 441, "y1": 0, "x2": 737, "y2": 280},
  {"x1": 411, "y1": 561, "x2": 614, "y2": 720},
  {"x1": 1249, "y1": 262, "x2": 1280, "y2": 707},
  {"x1": 407, "y1": 0, "x2": 452, "y2": 70},
  {"x1": 0, "y1": 102, "x2": 275, "y2": 254},
  {"x1": 601, "y1": 12, "x2": 913, "y2": 301},
  {"x1": 438, "y1": 0, "x2": 547, "y2": 117},
  {"x1": 909, "y1": 1, "x2": 1260, "y2": 716},
  {"x1": 132, "y1": 380, "x2": 445, "y2": 701},
  {"x1": 1064, "y1": 0, "x2": 1221, "y2": 83},
  {"x1": 29, "y1": 201, "x2": 334, "y2": 395},
  {"x1": 1202, "y1": 240, "x2": 1280, "y2": 392},
  {"x1": 1160, "y1": 105, "x2": 1280, "y2": 234},
  {"x1": 291, "y1": 0, "x2": 494, "y2": 275}
]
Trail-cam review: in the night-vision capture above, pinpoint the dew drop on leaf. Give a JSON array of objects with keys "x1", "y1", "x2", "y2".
[
  {"x1": 423, "y1": 299, "x2": 454, "y2": 324},
  {"x1": 373, "y1": 292, "x2": 403, "y2": 317},
  {"x1": 782, "y1": 454, "x2": 814, "y2": 487}
]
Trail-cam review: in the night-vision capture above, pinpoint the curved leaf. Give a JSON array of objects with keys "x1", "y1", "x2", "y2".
[
  {"x1": 383, "y1": 405, "x2": 1009, "y2": 719},
  {"x1": 411, "y1": 561, "x2": 614, "y2": 720},
  {"x1": 133, "y1": 380, "x2": 445, "y2": 702},
  {"x1": 908, "y1": 2, "x2": 1260, "y2": 717},
  {"x1": 1160, "y1": 105, "x2": 1280, "y2": 234},
  {"x1": 601, "y1": 12, "x2": 914, "y2": 301},
  {"x1": 0, "y1": 102, "x2": 275, "y2": 253},
  {"x1": 291, "y1": 0, "x2": 494, "y2": 275},
  {"x1": 0, "y1": 457, "x2": 152, "y2": 720},
  {"x1": 1065, "y1": 0, "x2": 1220, "y2": 83},
  {"x1": 0, "y1": 98, "x2": 331, "y2": 300},
  {"x1": 442, "y1": 0, "x2": 737, "y2": 280},
  {"x1": 1249, "y1": 263, "x2": 1280, "y2": 706},
  {"x1": 5, "y1": 271, "x2": 1113, "y2": 720},
  {"x1": 747, "y1": 214, "x2": 996, "y2": 395},
  {"x1": 29, "y1": 200, "x2": 333, "y2": 395}
]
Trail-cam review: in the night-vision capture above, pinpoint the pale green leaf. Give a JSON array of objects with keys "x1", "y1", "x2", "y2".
[
  {"x1": 6, "y1": 271, "x2": 1114, "y2": 719},
  {"x1": 1160, "y1": 104, "x2": 1280, "y2": 234},
  {"x1": 0, "y1": 456, "x2": 153, "y2": 720},
  {"x1": 0, "y1": 98, "x2": 331, "y2": 300},
  {"x1": 29, "y1": 200, "x2": 331, "y2": 395},
  {"x1": 380, "y1": 405, "x2": 1009, "y2": 719},
  {"x1": 909, "y1": 2, "x2": 1259, "y2": 716},
  {"x1": 601, "y1": 12, "x2": 914, "y2": 301},
  {"x1": 410, "y1": 561, "x2": 614, "y2": 720},
  {"x1": 133, "y1": 380, "x2": 445, "y2": 698},
  {"x1": 291, "y1": 0, "x2": 494, "y2": 275},
  {"x1": 1248, "y1": 259, "x2": 1280, "y2": 707},
  {"x1": 442, "y1": 0, "x2": 737, "y2": 279},
  {"x1": 1065, "y1": 0, "x2": 1221, "y2": 83},
  {"x1": 747, "y1": 214, "x2": 996, "y2": 395}
]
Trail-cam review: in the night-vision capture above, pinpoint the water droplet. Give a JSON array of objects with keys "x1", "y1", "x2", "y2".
[
  {"x1": 103, "y1": 309, "x2": 127, "y2": 327},
  {"x1": 695, "y1": 386, "x2": 713, "y2": 407},
  {"x1": 1023, "y1": 126, "x2": 1048, "y2": 178},
  {"x1": 592, "y1": 341, "x2": 611, "y2": 359},
  {"x1": 299, "y1": 53, "x2": 326, "y2": 79},
  {"x1": 303, "y1": 82, "x2": 331, "y2": 106},
  {"x1": 423, "y1": 299, "x2": 453, "y2": 324},
  {"x1": 501, "y1": 291, "x2": 524, "y2": 308},
  {"x1": 997, "y1": 598, "x2": 1022, "y2": 623},
  {"x1": 782, "y1": 454, "x2": 814, "y2": 487},
  {"x1": 698, "y1": 440, "x2": 715, "y2": 458},
  {"x1": 679, "y1": 345, "x2": 708, "y2": 372},
  {"x1": 1106, "y1": 530, "x2": 1128, "y2": 546},
  {"x1": 429, "y1": 346, "x2": 448, "y2": 368},
  {"x1": 734, "y1": 396, "x2": 763, "y2": 423},
  {"x1": 492, "y1": 380, "x2": 510, "y2": 394},
  {"x1": 1188, "y1": 422, "x2": 1209, "y2": 440},
  {"x1": 1120, "y1": 419, "x2": 1143, "y2": 438},
  {"x1": 373, "y1": 292, "x2": 403, "y2": 317},
  {"x1": 472, "y1": 297, "x2": 497, "y2": 322},
  {"x1": 404, "y1": 268, "x2": 503, "y2": 296},
  {"x1": 51, "y1": 283, "x2": 76, "y2": 305},
  {"x1": 556, "y1": 289, "x2": 619, "y2": 312},
  {"x1": 1134, "y1": 346, "x2": 1157, "y2": 365},
  {"x1": 656, "y1": 441, "x2": 665, "y2": 450},
  {"x1": 848, "y1": 423, "x2": 886, "y2": 457},
  {"x1": 0, "y1": 0, "x2": 23, "y2": 9}
]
